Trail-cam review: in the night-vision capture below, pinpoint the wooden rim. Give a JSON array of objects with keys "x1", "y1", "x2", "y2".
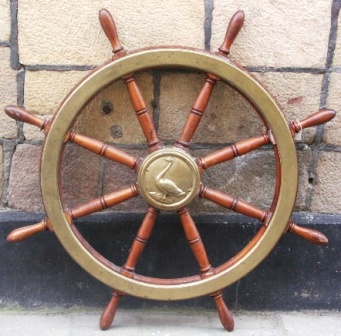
[{"x1": 41, "y1": 47, "x2": 298, "y2": 300}]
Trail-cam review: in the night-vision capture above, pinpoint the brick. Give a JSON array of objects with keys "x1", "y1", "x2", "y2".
[
  {"x1": 24, "y1": 70, "x2": 88, "y2": 115},
  {"x1": 332, "y1": 14, "x2": 341, "y2": 66},
  {"x1": 324, "y1": 73, "x2": 341, "y2": 145},
  {"x1": 0, "y1": 47, "x2": 18, "y2": 139},
  {"x1": 312, "y1": 151, "x2": 341, "y2": 213},
  {"x1": 8, "y1": 144, "x2": 43, "y2": 211},
  {"x1": 75, "y1": 72, "x2": 154, "y2": 145},
  {"x1": 0, "y1": 0, "x2": 11, "y2": 41},
  {"x1": 253, "y1": 72, "x2": 323, "y2": 144},
  {"x1": 211, "y1": 0, "x2": 331, "y2": 67},
  {"x1": 190, "y1": 148, "x2": 311, "y2": 214},
  {"x1": 18, "y1": 0, "x2": 204, "y2": 65},
  {"x1": 103, "y1": 149, "x2": 147, "y2": 212},
  {"x1": 158, "y1": 72, "x2": 263, "y2": 144},
  {"x1": 61, "y1": 144, "x2": 100, "y2": 210}
]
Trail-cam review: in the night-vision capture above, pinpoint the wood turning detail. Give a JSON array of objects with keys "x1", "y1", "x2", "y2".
[{"x1": 5, "y1": 7, "x2": 336, "y2": 333}]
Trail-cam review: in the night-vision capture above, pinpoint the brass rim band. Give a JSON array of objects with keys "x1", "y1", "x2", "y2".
[{"x1": 41, "y1": 48, "x2": 298, "y2": 300}]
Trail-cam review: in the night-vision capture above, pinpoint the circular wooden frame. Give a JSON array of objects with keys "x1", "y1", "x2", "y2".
[{"x1": 41, "y1": 47, "x2": 298, "y2": 300}]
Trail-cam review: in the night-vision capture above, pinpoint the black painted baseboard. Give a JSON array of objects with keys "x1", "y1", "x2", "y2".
[{"x1": 0, "y1": 211, "x2": 340, "y2": 310}]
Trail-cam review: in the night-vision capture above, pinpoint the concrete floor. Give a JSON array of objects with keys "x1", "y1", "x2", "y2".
[{"x1": 0, "y1": 309, "x2": 340, "y2": 336}]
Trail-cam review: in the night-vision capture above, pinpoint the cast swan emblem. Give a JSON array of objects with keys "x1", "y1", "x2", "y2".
[{"x1": 149, "y1": 157, "x2": 186, "y2": 203}]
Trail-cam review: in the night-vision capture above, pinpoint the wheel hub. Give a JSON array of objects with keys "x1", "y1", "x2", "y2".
[{"x1": 138, "y1": 147, "x2": 200, "y2": 211}]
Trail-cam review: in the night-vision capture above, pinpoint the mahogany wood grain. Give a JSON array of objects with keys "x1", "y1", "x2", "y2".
[
  {"x1": 124, "y1": 76, "x2": 163, "y2": 152},
  {"x1": 178, "y1": 208, "x2": 214, "y2": 275},
  {"x1": 69, "y1": 131, "x2": 139, "y2": 170},
  {"x1": 100, "y1": 207, "x2": 159, "y2": 330},
  {"x1": 200, "y1": 186, "x2": 268, "y2": 222},
  {"x1": 5, "y1": 105, "x2": 50, "y2": 132},
  {"x1": 197, "y1": 133, "x2": 270, "y2": 170},
  {"x1": 70, "y1": 185, "x2": 138, "y2": 219},
  {"x1": 288, "y1": 221, "x2": 328, "y2": 245},
  {"x1": 99, "y1": 9, "x2": 124, "y2": 55},
  {"x1": 100, "y1": 291, "x2": 124, "y2": 330},
  {"x1": 175, "y1": 75, "x2": 217, "y2": 150},
  {"x1": 7, "y1": 219, "x2": 52, "y2": 243},
  {"x1": 218, "y1": 10, "x2": 245, "y2": 56},
  {"x1": 291, "y1": 109, "x2": 336, "y2": 134},
  {"x1": 211, "y1": 291, "x2": 234, "y2": 331}
]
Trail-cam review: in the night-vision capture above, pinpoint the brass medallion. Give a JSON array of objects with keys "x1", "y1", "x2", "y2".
[{"x1": 138, "y1": 147, "x2": 200, "y2": 211}]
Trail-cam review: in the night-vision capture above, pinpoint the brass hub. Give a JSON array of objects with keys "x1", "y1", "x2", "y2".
[{"x1": 138, "y1": 147, "x2": 200, "y2": 211}]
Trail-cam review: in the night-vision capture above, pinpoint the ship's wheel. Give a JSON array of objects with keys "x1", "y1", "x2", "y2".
[{"x1": 6, "y1": 9, "x2": 335, "y2": 332}]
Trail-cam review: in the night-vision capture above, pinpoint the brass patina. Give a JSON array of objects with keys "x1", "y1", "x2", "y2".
[
  {"x1": 41, "y1": 48, "x2": 298, "y2": 300},
  {"x1": 138, "y1": 147, "x2": 200, "y2": 211}
]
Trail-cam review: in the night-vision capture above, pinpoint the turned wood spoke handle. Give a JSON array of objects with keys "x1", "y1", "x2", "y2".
[
  {"x1": 99, "y1": 9, "x2": 124, "y2": 54},
  {"x1": 288, "y1": 222, "x2": 328, "y2": 245},
  {"x1": 292, "y1": 109, "x2": 336, "y2": 133},
  {"x1": 218, "y1": 10, "x2": 245, "y2": 55},
  {"x1": 7, "y1": 219, "x2": 51, "y2": 243},
  {"x1": 5, "y1": 105, "x2": 47, "y2": 129}
]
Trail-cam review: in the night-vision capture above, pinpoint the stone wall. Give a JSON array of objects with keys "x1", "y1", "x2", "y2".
[{"x1": 1, "y1": 0, "x2": 340, "y2": 216}]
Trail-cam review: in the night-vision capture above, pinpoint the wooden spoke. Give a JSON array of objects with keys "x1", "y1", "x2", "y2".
[
  {"x1": 197, "y1": 108, "x2": 337, "y2": 171},
  {"x1": 200, "y1": 186, "x2": 269, "y2": 222},
  {"x1": 197, "y1": 133, "x2": 270, "y2": 171},
  {"x1": 100, "y1": 207, "x2": 159, "y2": 330},
  {"x1": 175, "y1": 11, "x2": 245, "y2": 152},
  {"x1": 99, "y1": 9, "x2": 124, "y2": 55},
  {"x1": 68, "y1": 131, "x2": 139, "y2": 170},
  {"x1": 123, "y1": 75, "x2": 163, "y2": 152},
  {"x1": 287, "y1": 221, "x2": 328, "y2": 245},
  {"x1": 7, "y1": 186, "x2": 138, "y2": 243},
  {"x1": 5, "y1": 106, "x2": 139, "y2": 169},
  {"x1": 178, "y1": 208, "x2": 214, "y2": 276},
  {"x1": 175, "y1": 74, "x2": 218, "y2": 150},
  {"x1": 70, "y1": 185, "x2": 138, "y2": 219},
  {"x1": 178, "y1": 208, "x2": 234, "y2": 331}
]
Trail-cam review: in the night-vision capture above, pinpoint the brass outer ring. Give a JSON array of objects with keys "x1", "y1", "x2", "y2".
[{"x1": 41, "y1": 48, "x2": 298, "y2": 301}]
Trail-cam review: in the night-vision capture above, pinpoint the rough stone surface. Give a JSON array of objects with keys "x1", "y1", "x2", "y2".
[
  {"x1": 253, "y1": 72, "x2": 323, "y2": 144},
  {"x1": 75, "y1": 72, "x2": 154, "y2": 145},
  {"x1": 312, "y1": 151, "x2": 341, "y2": 213},
  {"x1": 332, "y1": 13, "x2": 341, "y2": 66},
  {"x1": 324, "y1": 73, "x2": 341, "y2": 145},
  {"x1": 0, "y1": 0, "x2": 11, "y2": 41},
  {"x1": 61, "y1": 144, "x2": 100, "y2": 210},
  {"x1": 190, "y1": 148, "x2": 311, "y2": 214},
  {"x1": 103, "y1": 149, "x2": 147, "y2": 212},
  {"x1": 0, "y1": 48, "x2": 18, "y2": 139},
  {"x1": 18, "y1": 0, "x2": 204, "y2": 65},
  {"x1": 211, "y1": 0, "x2": 331, "y2": 67},
  {"x1": 158, "y1": 72, "x2": 264, "y2": 144},
  {"x1": 0, "y1": 145, "x2": 3, "y2": 200},
  {"x1": 8, "y1": 144, "x2": 43, "y2": 211},
  {"x1": 24, "y1": 70, "x2": 88, "y2": 115}
]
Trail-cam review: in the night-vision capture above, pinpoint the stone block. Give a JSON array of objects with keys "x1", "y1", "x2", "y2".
[
  {"x1": 18, "y1": 0, "x2": 204, "y2": 65},
  {"x1": 24, "y1": 70, "x2": 88, "y2": 115},
  {"x1": 103, "y1": 149, "x2": 147, "y2": 212},
  {"x1": 0, "y1": 145, "x2": 3, "y2": 199},
  {"x1": 75, "y1": 72, "x2": 154, "y2": 145},
  {"x1": 0, "y1": 0, "x2": 11, "y2": 41},
  {"x1": 211, "y1": 0, "x2": 331, "y2": 67},
  {"x1": 253, "y1": 72, "x2": 323, "y2": 144},
  {"x1": 8, "y1": 144, "x2": 43, "y2": 211},
  {"x1": 158, "y1": 72, "x2": 264, "y2": 144},
  {"x1": 324, "y1": 73, "x2": 341, "y2": 145},
  {"x1": 312, "y1": 151, "x2": 341, "y2": 213},
  {"x1": 190, "y1": 147, "x2": 311, "y2": 214},
  {"x1": 0, "y1": 47, "x2": 18, "y2": 139},
  {"x1": 61, "y1": 144, "x2": 100, "y2": 210}
]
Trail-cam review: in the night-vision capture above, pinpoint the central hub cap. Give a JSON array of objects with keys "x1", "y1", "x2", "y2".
[{"x1": 138, "y1": 148, "x2": 201, "y2": 211}]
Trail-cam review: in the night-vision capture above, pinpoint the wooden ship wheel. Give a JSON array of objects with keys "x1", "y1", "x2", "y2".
[{"x1": 5, "y1": 9, "x2": 336, "y2": 332}]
